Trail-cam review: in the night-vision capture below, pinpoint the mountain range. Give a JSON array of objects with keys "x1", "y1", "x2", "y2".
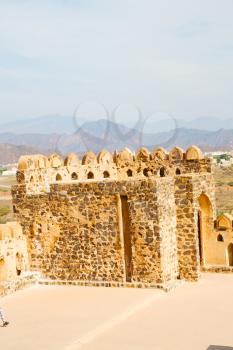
[
  {"x1": 1, "y1": 115, "x2": 233, "y2": 134},
  {"x1": 0, "y1": 116, "x2": 233, "y2": 164},
  {"x1": 0, "y1": 143, "x2": 47, "y2": 165}
]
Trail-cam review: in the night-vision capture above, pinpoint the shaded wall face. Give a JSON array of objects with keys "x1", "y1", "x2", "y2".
[
  {"x1": 175, "y1": 174, "x2": 216, "y2": 281},
  {"x1": 204, "y1": 227, "x2": 233, "y2": 266},
  {"x1": 12, "y1": 179, "x2": 178, "y2": 285},
  {"x1": 0, "y1": 224, "x2": 29, "y2": 283}
]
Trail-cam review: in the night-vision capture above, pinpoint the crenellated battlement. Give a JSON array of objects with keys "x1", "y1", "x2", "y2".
[{"x1": 15, "y1": 145, "x2": 211, "y2": 194}]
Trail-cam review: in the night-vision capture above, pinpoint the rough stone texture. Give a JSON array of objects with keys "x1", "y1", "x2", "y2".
[
  {"x1": 12, "y1": 179, "x2": 178, "y2": 287},
  {"x1": 0, "y1": 273, "x2": 37, "y2": 297},
  {"x1": 11, "y1": 145, "x2": 220, "y2": 289},
  {"x1": 175, "y1": 173, "x2": 216, "y2": 281},
  {"x1": 0, "y1": 222, "x2": 29, "y2": 282}
]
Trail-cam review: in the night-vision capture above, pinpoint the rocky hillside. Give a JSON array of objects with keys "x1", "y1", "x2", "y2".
[
  {"x1": 0, "y1": 119, "x2": 233, "y2": 160},
  {"x1": 0, "y1": 143, "x2": 47, "y2": 165}
]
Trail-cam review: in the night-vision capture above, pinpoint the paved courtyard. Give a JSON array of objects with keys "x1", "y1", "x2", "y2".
[{"x1": 1, "y1": 274, "x2": 233, "y2": 350}]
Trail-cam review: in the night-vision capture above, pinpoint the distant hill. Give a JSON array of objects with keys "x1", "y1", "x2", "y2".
[
  {"x1": 0, "y1": 120, "x2": 233, "y2": 156},
  {"x1": 0, "y1": 115, "x2": 76, "y2": 134},
  {"x1": 0, "y1": 143, "x2": 48, "y2": 165},
  {"x1": 1, "y1": 115, "x2": 233, "y2": 134}
]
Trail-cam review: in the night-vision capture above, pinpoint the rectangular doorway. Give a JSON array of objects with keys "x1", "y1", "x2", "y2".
[{"x1": 120, "y1": 196, "x2": 132, "y2": 282}]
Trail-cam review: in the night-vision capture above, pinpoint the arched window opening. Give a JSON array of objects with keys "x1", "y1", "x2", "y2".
[
  {"x1": 87, "y1": 171, "x2": 94, "y2": 179},
  {"x1": 143, "y1": 168, "x2": 149, "y2": 177},
  {"x1": 71, "y1": 172, "x2": 78, "y2": 180},
  {"x1": 127, "y1": 169, "x2": 133, "y2": 177},
  {"x1": 30, "y1": 176, "x2": 34, "y2": 183},
  {"x1": 217, "y1": 234, "x2": 224, "y2": 242},
  {"x1": 159, "y1": 167, "x2": 166, "y2": 177},
  {"x1": 56, "y1": 174, "x2": 62, "y2": 181},
  {"x1": 38, "y1": 175, "x2": 43, "y2": 182},
  {"x1": 198, "y1": 194, "x2": 213, "y2": 265},
  {"x1": 176, "y1": 168, "x2": 181, "y2": 175},
  {"x1": 103, "y1": 171, "x2": 110, "y2": 178}
]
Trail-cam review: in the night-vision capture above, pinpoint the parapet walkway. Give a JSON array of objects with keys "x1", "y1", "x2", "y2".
[{"x1": 1, "y1": 273, "x2": 233, "y2": 350}]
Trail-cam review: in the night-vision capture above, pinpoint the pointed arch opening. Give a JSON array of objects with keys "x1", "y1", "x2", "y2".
[
  {"x1": 159, "y1": 167, "x2": 166, "y2": 177},
  {"x1": 103, "y1": 171, "x2": 110, "y2": 178},
  {"x1": 56, "y1": 174, "x2": 62, "y2": 181},
  {"x1": 228, "y1": 243, "x2": 233, "y2": 266},
  {"x1": 198, "y1": 193, "x2": 213, "y2": 265},
  {"x1": 217, "y1": 234, "x2": 224, "y2": 242},
  {"x1": 71, "y1": 172, "x2": 78, "y2": 180},
  {"x1": 127, "y1": 169, "x2": 133, "y2": 177},
  {"x1": 143, "y1": 168, "x2": 149, "y2": 177},
  {"x1": 87, "y1": 171, "x2": 94, "y2": 179}
]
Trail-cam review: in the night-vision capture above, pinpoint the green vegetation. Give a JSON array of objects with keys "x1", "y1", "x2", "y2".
[
  {"x1": 214, "y1": 154, "x2": 232, "y2": 164},
  {"x1": 216, "y1": 209, "x2": 225, "y2": 217},
  {"x1": 0, "y1": 167, "x2": 7, "y2": 175},
  {"x1": 0, "y1": 206, "x2": 10, "y2": 217},
  {"x1": 228, "y1": 181, "x2": 233, "y2": 187},
  {"x1": 0, "y1": 187, "x2": 9, "y2": 192}
]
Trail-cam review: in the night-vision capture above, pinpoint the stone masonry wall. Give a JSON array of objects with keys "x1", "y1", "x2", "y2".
[
  {"x1": 175, "y1": 173, "x2": 216, "y2": 280},
  {"x1": 12, "y1": 178, "x2": 178, "y2": 287}
]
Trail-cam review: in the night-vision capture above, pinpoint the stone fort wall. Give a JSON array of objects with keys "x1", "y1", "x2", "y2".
[
  {"x1": 0, "y1": 222, "x2": 29, "y2": 287},
  {"x1": 15, "y1": 145, "x2": 211, "y2": 195},
  {"x1": 11, "y1": 145, "x2": 218, "y2": 289}
]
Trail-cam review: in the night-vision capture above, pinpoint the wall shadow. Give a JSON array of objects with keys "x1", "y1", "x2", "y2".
[{"x1": 207, "y1": 346, "x2": 233, "y2": 350}]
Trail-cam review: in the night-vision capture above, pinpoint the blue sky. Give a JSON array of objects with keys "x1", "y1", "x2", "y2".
[{"x1": 0, "y1": 0, "x2": 233, "y2": 124}]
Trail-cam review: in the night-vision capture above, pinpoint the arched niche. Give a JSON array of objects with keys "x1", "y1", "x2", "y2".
[
  {"x1": 87, "y1": 171, "x2": 94, "y2": 179},
  {"x1": 71, "y1": 172, "x2": 78, "y2": 180},
  {"x1": 217, "y1": 234, "x2": 224, "y2": 242},
  {"x1": 127, "y1": 169, "x2": 133, "y2": 177},
  {"x1": 16, "y1": 252, "x2": 23, "y2": 276},
  {"x1": 159, "y1": 167, "x2": 166, "y2": 177},
  {"x1": 56, "y1": 174, "x2": 62, "y2": 181},
  {"x1": 103, "y1": 171, "x2": 110, "y2": 178},
  {"x1": 217, "y1": 214, "x2": 232, "y2": 231}
]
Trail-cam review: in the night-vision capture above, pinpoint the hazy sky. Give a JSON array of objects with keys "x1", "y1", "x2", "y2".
[{"x1": 0, "y1": 0, "x2": 233, "y2": 123}]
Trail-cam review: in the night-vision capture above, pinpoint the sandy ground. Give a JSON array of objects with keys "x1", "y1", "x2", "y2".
[{"x1": 1, "y1": 274, "x2": 233, "y2": 350}]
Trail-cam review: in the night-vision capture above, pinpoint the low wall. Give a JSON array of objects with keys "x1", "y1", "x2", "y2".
[
  {"x1": 202, "y1": 266, "x2": 233, "y2": 273},
  {"x1": 0, "y1": 273, "x2": 38, "y2": 297}
]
